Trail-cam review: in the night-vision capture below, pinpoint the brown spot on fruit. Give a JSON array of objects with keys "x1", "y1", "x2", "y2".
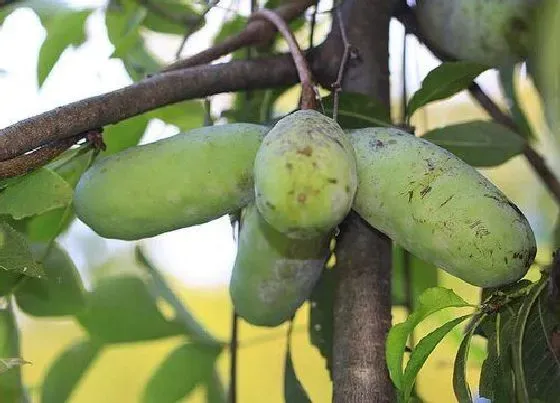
[
  {"x1": 327, "y1": 178, "x2": 338, "y2": 184},
  {"x1": 345, "y1": 185, "x2": 351, "y2": 193},
  {"x1": 265, "y1": 201, "x2": 276, "y2": 211},
  {"x1": 297, "y1": 146, "x2": 313, "y2": 156},
  {"x1": 297, "y1": 193, "x2": 307, "y2": 203},
  {"x1": 286, "y1": 163, "x2": 293, "y2": 171}
]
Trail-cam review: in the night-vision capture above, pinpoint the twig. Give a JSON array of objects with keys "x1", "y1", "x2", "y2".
[
  {"x1": 0, "y1": 50, "x2": 337, "y2": 164},
  {"x1": 0, "y1": 135, "x2": 83, "y2": 179},
  {"x1": 229, "y1": 311, "x2": 238, "y2": 403},
  {"x1": 331, "y1": 6, "x2": 351, "y2": 122},
  {"x1": 174, "y1": 0, "x2": 220, "y2": 60},
  {"x1": 309, "y1": 4, "x2": 317, "y2": 50},
  {"x1": 160, "y1": 0, "x2": 316, "y2": 72},
  {"x1": 252, "y1": 8, "x2": 315, "y2": 109}
]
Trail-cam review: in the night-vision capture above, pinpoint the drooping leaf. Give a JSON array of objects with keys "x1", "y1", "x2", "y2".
[
  {"x1": 143, "y1": 343, "x2": 222, "y2": 403},
  {"x1": 0, "y1": 168, "x2": 72, "y2": 220},
  {"x1": 321, "y1": 92, "x2": 392, "y2": 129},
  {"x1": 308, "y1": 267, "x2": 335, "y2": 379},
  {"x1": 141, "y1": 0, "x2": 200, "y2": 35},
  {"x1": 391, "y1": 245, "x2": 438, "y2": 308},
  {"x1": 498, "y1": 65, "x2": 533, "y2": 139},
  {"x1": 0, "y1": 301, "x2": 26, "y2": 402},
  {"x1": 453, "y1": 313, "x2": 487, "y2": 403},
  {"x1": 402, "y1": 315, "x2": 471, "y2": 401},
  {"x1": 77, "y1": 276, "x2": 183, "y2": 343},
  {"x1": 284, "y1": 324, "x2": 311, "y2": 403},
  {"x1": 148, "y1": 100, "x2": 204, "y2": 131},
  {"x1": 423, "y1": 120, "x2": 525, "y2": 167},
  {"x1": 41, "y1": 339, "x2": 103, "y2": 403},
  {"x1": 205, "y1": 369, "x2": 226, "y2": 403},
  {"x1": 0, "y1": 222, "x2": 44, "y2": 278},
  {"x1": 102, "y1": 114, "x2": 150, "y2": 155},
  {"x1": 386, "y1": 287, "x2": 472, "y2": 390},
  {"x1": 15, "y1": 242, "x2": 85, "y2": 317},
  {"x1": 407, "y1": 62, "x2": 487, "y2": 118},
  {"x1": 37, "y1": 10, "x2": 90, "y2": 86}
]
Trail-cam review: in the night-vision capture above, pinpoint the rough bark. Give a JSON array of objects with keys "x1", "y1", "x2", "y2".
[{"x1": 332, "y1": 0, "x2": 396, "y2": 402}]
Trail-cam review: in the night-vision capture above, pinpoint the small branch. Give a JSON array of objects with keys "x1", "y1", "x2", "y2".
[
  {"x1": 0, "y1": 135, "x2": 82, "y2": 179},
  {"x1": 252, "y1": 8, "x2": 315, "y2": 109},
  {"x1": 331, "y1": 6, "x2": 351, "y2": 122},
  {"x1": 229, "y1": 311, "x2": 238, "y2": 403},
  {"x1": 160, "y1": 0, "x2": 316, "y2": 72},
  {"x1": 174, "y1": 0, "x2": 220, "y2": 60},
  {"x1": 0, "y1": 50, "x2": 338, "y2": 165}
]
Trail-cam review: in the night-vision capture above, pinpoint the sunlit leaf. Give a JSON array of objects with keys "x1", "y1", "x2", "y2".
[
  {"x1": 386, "y1": 287, "x2": 472, "y2": 390},
  {"x1": 37, "y1": 10, "x2": 90, "y2": 86},
  {"x1": 0, "y1": 168, "x2": 72, "y2": 220},
  {"x1": 15, "y1": 242, "x2": 85, "y2": 317},
  {"x1": 423, "y1": 120, "x2": 525, "y2": 167},
  {"x1": 78, "y1": 276, "x2": 183, "y2": 343},
  {"x1": 407, "y1": 62, "x2": 487, "y2": 118},
  {"x1": 41, "y1": 339, "x2": 103, "y2": 403},
  {"x1": 143, "y1": 343, "x2": 222, "y2": 403},
  {"x1": 102, "y1": 115, "x2": 150, "y2": 155}
]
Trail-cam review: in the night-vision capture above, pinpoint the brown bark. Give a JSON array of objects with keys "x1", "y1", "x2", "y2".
[{"x1": 331, "y1": 0, "x2": 397, "y2": 402}]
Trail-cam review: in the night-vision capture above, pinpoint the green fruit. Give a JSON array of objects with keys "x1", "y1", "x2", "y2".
[
  {"x1": 229, "y1": 203, "x2": 330, "y2": 327},
  {"x1": 74, "y1": 124, "x2": 268, "y2": 240},
  {"x1": 415, "y1": 0, "x2": 541, "y2": 66},
  {"x1": 349, "y1": 127, "x2": 536, "y2": 287},
  {"x1": 254, "y1": 110, "x2": 358, "y2": 238}
]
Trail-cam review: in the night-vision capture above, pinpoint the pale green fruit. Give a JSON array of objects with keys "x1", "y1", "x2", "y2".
[
  {"x1": 74, "y1": 124, "x2": 268, "y2": 240},
  {"x1": 254, "y1": 110, "x2": 358, "y2": 238},
  {"x1": 415, "y1": 0, "x2": 541, "y2": 66},
  {"x1": 350, "y1": 127, "x2": 536, "y2": 287},
  {"x1": 229, "y1": 203, "x2": 330, "y2": 327}
]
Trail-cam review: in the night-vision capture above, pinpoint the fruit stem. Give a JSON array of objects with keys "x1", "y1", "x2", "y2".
[{"x1": 251, "y1": 8, "x2": 316, "y2": 109}]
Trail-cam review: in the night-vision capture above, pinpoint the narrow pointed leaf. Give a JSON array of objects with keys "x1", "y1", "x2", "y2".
[
  {"x1": 285, "y1": 335, "x2": 311, "y2": 402},
  {"x1": 0, "y1": 222, "x2": 44, "y2": 278}
]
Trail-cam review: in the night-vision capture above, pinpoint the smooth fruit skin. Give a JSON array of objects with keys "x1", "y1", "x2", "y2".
[
  {"x1": 229, "y1": 203, "x2": 330, "y2": 327},
  {"x1": 415, "y1": 0, "x2": 541, "y2": 66},
  {"x1": 74, "y1": 124, "x2": 269, "y2": 240},
  {"x1": 254, "y1": 110, "x2": 358, "y2": 239},
  {"x1": 349, "y1": 127, "x2": 536, "y2": 288}
]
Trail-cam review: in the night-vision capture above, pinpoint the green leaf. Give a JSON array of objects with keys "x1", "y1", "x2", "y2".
[
  {"x1": 214, "y1": 15, "x2": 246, "y2": 44},
  {"x1": 102, "y1": 114, "x2": 150, "y2": 155},
  {"x1": 386, "y1": 287, "x2": 471, "y2": 390},
  {"x1": 142, "y1": 0, "x2": 199, "y2": 35},
  {"x1": 0, "y1": 168, "x2": 72, "y2": 220},
  {"x1": 402, "y1": 315, "x2": 471, "y2": 401},
  {"x1": 0, "y1": 302, "x2": 26, "y2": 401},
  {"x1": 148, "y1": 100, "x2": 204, "y2": 131},
  {"x1": 41, "y1": 339, "x2": 102, "y2": 403},
  {"x1": 453, "y1": 313, "x2": 487, "y2": 403},
  {"x1": 0, "y1": 222, "x2": 44, "y2": 278},
  {"x1": 407, "y1": 62, "x2": 487, "y2": 118},
  {"x1": 77, "y1": 276, "x2": 183, "y2": 343},
  {"x1": 223, "y1": 88, "x2": 288, "y2": 125},
  {"x1": 37, "y1": 10, "x2": 90, "y2": 86},
  {"x1": 205, "y1": 370, "x2": 226, "y2": 403},
  {"x1": 143, "y1": 343, "x2": 222, "y2": 403},
  {"x1": 26, "y1": 149, "x2": 94, "y2": 242},
  {"x1": 423, "y1": 120, "x2": 526, "y2": 167},
  {"x1": 308, "y1": 267, "x2": 334, "y2": 379},
  {"x1": 391, "y1": 245, "x2": 438, "y2": 308},
  {"x1": 498, "y1": 65, "x2": 534, "y2": 140},
  {"x1": 321, "y1": 92, "x2": 392, "y2": 129},
  {"x1": 284, "y1": 336, "x2": 311, "y2": 403},
  {"x1": 15, "y1": 243, "x2": 85, "y2": 317}
]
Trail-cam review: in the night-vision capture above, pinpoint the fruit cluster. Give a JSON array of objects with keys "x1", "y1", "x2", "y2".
[{"x1": 74, "y1": 109, "x2": 536, "y2": 327}]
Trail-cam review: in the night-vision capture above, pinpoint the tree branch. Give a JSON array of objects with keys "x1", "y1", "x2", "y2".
[
  {"x1": 160, "y1": 0, "x2": 316, "y2": 72},
  {"x1": 332, "y1": 0, "x2": 397, "y2": 401},
  {"x1": 396, "y1": 3, "x2": 560, "y2": 206},
  {"x1": 0, "y1": 49, "x2": 337, "y2": 164}
]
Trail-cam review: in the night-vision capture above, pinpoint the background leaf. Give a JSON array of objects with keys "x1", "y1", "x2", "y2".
[
  {"x1": 15, "y1": 242, "x2": 85, "y2": 317},
  {"x1": 423, "y1": 120, "x2": 525, "y2": 167},
  {"x1": 41, "y1": 339, "x2": 102, "y2": 403},
  {"x1": 284, "y1": 324, "x2": 311, "y2": 403},
  {"x1": 102, "y1": 115, "x2": 150, "y2": 154},
  {"x1": 143, "y1": 343, "x2": 222, "y2": 403},
  {"x1": 141, "y1": 0, "x2": 199, "y2": 35},
  {"x1": 321, "y1": 92, "x2": 392, "y2": 129},
  {"x1": 77, "y1": 276, "x2": 183, "y2": 343},
  {"x1": 37, "y1": 10, "x2": 90, "y2": 86},
  {"x1": 0, "y1": 301, "x2": 26, "y2": 402},
  {"x1": 148, "y1": 100, "x2": 204, "y2": 131},
  {"x1": 0, "y1": 168, "x2": 72, "y2": 220},
  {"x1": 498, "y1": 65, "x2": 534, "y2": 139},
  {"x1": 407, "y1": 62, "x2": 487, "y2": 118},
  {"x1": 0, "y1": 222, "x2": 44, "y2": 278}
]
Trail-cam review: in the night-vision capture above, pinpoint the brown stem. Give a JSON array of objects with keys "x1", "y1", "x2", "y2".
[
  {"x1": 160, "y1": 0, "x2": 316, "y2": 73},
  {"x1": 331, "y1": 6, "x2": 351, "y2": 122},
  {"x1": 252, "y1": 8, "x2": 315, "y2": 109},
  {"x1": 0, "y1": 50, "x2": 338, "y2": 165}
]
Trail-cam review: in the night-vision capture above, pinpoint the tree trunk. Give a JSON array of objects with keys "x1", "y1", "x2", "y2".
[{"x1": 332, "y1": 0, "x2": 396, "y2": 402}]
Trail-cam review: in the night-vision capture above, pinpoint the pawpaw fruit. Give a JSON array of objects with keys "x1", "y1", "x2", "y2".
[
  {"x1": 74, "y1": 124, "x2": 268, "y2": 240},
  {"x1": 349, "y1": 127, "x2": 536, "y2": 287},
  {"x1": 229, "y1": 203, "x2": 330, "y2": 327},
  {"x1": 415, "y1": 0, "x2": 540, "y2": 66},
  {"x1": 254, "y1": 110, "x2": 357, "y2": 238}
]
